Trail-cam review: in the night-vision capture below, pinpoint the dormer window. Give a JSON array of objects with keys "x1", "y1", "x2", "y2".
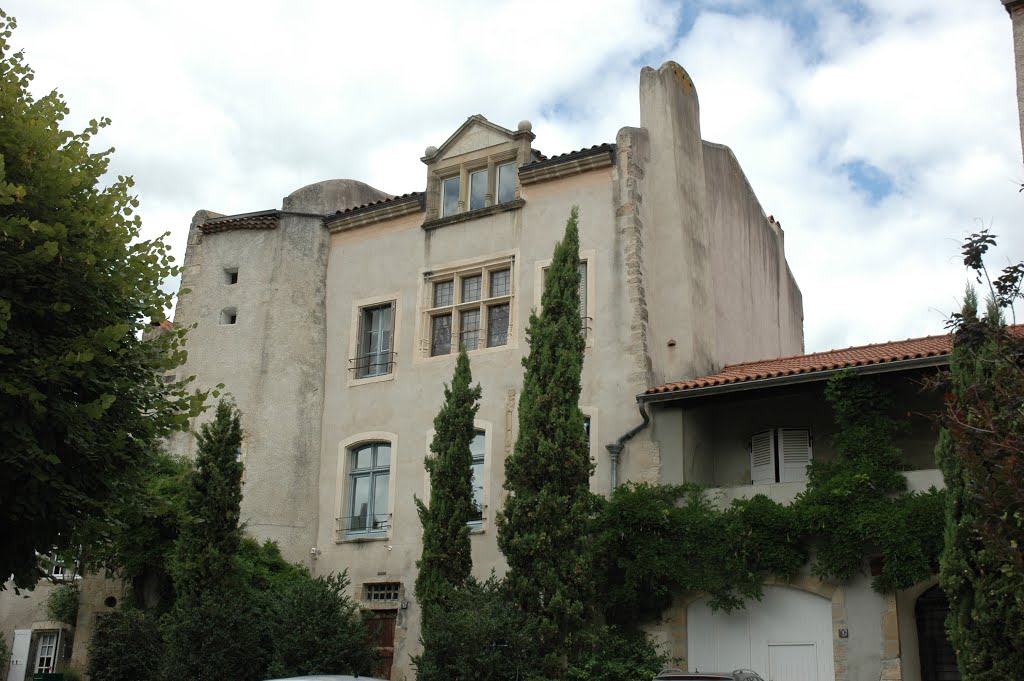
[{"x1": 421, "y1": 115, "x2": 535, "y2": 225}]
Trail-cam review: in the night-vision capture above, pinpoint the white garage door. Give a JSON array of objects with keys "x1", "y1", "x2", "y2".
[{"x1": 687, "y1": 586, "x2": 834, "y2": 681}]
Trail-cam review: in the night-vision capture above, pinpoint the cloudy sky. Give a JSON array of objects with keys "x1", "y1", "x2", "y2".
[{"x1": 6, "y1": 0, "x2": 1021, "y2": 353}]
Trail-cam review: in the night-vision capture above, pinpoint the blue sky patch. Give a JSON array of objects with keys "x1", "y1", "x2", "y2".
[{"x1": 841, "y1": 159, "x2": 895, "y2": 203}]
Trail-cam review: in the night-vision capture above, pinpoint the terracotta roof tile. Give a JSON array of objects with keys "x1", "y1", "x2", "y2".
[
  {"x1": 201, "y1": 211, "x2": 279, "y2": 234},
  {"x1": 646, "y1": 326, "x2": 1024, "y2": 396},
  {"x1": 520, "y1": 143, "x2": 615, "y2": 170},
  {"x1": 334, "y1": 192, "x2": 423, "y2": 217},
  {"x1": 645, "y1": 333, "x2": 955, "y2": 396}
]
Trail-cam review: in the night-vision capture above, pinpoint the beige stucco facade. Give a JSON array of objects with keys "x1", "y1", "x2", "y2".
[{"x1": 147, "y1": 61, "x2": 806, "y2": 679}]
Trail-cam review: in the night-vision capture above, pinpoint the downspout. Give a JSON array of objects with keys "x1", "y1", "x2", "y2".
[{"x1": 605, "y1": 399, "x2": 651, "y2": 493}]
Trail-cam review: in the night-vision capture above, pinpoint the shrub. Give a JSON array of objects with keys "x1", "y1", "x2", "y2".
[
  {"x1": 413, "y1": 576, "x2": 542, "y2": 681},
  {"x1": 263, "y1": 570, "x2": 376, "y2": 678},
  {"x1": 159, "y1": 587, "x2": 268, "y2": 681},
  {"x1": 566, "y1": 625, "x2": 669, "y2": 681},
  {"x1": 87, "y1": 608, "x2": 162, "y2": 681},
  {"x1": 46, "y1": 582, "x2": 79, "y2": 624}
]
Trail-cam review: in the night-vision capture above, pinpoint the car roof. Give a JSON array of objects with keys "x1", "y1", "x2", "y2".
[{"x1": 654, "y1": 670, "x2": 764, "y2": 681}]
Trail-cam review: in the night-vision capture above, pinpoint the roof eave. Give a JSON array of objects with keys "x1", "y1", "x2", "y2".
[{"x1": 638, "y1": 354, "x2": 950, "y2": 405}]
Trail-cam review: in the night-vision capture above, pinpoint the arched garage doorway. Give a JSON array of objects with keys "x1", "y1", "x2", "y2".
[
  {"x1": 915, "y1": 585, "x2": 960, "y2": 681},
  {"x1": 687, "y1": 586, "x2": 834, "y2": 681}
]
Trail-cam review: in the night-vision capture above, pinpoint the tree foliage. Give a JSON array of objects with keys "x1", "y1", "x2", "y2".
[
  {"x1": 0, "y1": 9, "x2": 205, "y2": 588},
  {"x1": 93, "y1": 451, "x2": 192, "y2": 610},
  {"x1": 937, "y1": 228, "x2": 1024, "y2": 679},
  {"x1": 87, "y1": 607, "x2": 163, "y2": 681},
  {"x1": 497, "y1": 206, "x2": 596, "y2": 674},
  {"x1": 413, "y1": 575, "x2": 543, "y2": 681},
  {"x1": 45, "y1": 581, "x2": 80, "y2": 624},
  {"x1": 415, "y1": 349, "x2": 481, "y2": 607},
  {"x1": 263, "y1": 570, "x2": 377, "y2": 679},
  {"x1": 168, "y1": 399, "x2": 244, "y2": 601},
  {"x1": 594, "y1": 372, "x2": 945, "y2": 625}
]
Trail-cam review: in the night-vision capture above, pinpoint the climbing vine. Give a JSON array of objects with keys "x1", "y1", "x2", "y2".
[{"x1": 594, "y1": 372, "x2": 945, "y2": 625}]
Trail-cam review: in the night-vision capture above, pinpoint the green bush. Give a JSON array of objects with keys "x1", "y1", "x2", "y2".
[
  {"x1": 159, "y1": 587, "x2": 269, "y2": 681},
  {"x1": 87, "y1": 608, "x2": 162, "y2": 681},
  {"x1": 414, "y1": 576, "x2": 542, "y2": 681},
  {"x1": 263, "y1": 570, "x2": 376, "y2": 678},
  {"x1": 46, "y1": 582, "x2": 79, "y2": 624},
  {"x1": 566, "y1": 625, "x2": 669, "y2": 681}
]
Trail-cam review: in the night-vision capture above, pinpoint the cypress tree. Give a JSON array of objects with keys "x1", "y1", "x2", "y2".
[
  {"x1": 169, "y1": 399, "x2": 244, "y2": 600},
  {"x1": 415, "y1": 349, "x2": 481, "y2": 605},
  {"x1": 938, "y1": 287, "x2": 1024, "y2": 678},
  {"x1": 497, "y1": 206, "x2": 595, "y2": 675}
]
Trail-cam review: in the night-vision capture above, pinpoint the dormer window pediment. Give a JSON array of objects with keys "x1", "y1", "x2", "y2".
[{"x1": 422, "y1": 115, "x2": 535, "y2": 226}]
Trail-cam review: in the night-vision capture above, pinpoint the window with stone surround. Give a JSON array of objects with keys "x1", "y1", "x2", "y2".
[
  {"x1": 423, "y1": 257, "x2": 515, "y2": 357},
  {"x1": 437, "y1": 156, "x2": 518, "y2": 218}
]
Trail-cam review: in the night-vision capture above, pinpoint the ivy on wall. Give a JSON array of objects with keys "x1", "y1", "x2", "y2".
[{"x1": 594, "y1": 372, "x2": 946, "y2": 625}]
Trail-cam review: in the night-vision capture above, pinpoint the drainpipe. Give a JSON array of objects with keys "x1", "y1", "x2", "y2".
[{"x1": 605, "y1": 399, "x2": 651, "y2": 493}]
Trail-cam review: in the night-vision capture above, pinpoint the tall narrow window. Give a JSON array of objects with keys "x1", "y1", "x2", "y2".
[
  {"x1": 441, "y1": 176, "x2": 459, "y2": 217},
  {"x1": 469, "y1": 430, "x2": 485, "y2": 524},
  {"x1": 460, "y1": 309, "x2": 481, "y2": 351},
  {"x1": 348, "y1": 443, "x2": 391, "y2": 534},
  {"x1": 469, "y1": 169, "x2": 487, "y2": 210},
  {"x1": 496, "y1": 162, "x2": 516, "y2": 204},
  {"x1": 431, "y1": 314, "x2": 452, "y2": 356},
  {"x1": 356, "y1": 303, "x2": 394, "y2": 378},
  {"x1": 35, "y1": 632, "x2": 58, "y2": 673},
  {"x1": 462, "y1": 275, "x2": 482, "y2": 303}
]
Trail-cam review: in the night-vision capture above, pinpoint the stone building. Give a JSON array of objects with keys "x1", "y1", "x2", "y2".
[
  {"x1": 163, "y1": 61, "x2": 803, "y2": 679},
  {"x1": 1, "y1": 58, "x2": 964, "y2": 681}
]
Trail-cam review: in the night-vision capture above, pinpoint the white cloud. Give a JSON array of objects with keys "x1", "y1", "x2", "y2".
[{"x1": 5, "y1": 0, "x2": 1021, "y2": 355}]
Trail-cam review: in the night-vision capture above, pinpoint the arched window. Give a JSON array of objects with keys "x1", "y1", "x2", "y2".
[{"x1": 345, "y1": 442, "x2": 391, "y2": 534}]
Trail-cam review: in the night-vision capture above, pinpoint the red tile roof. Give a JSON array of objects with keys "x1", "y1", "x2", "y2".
[
  {"x1": 520, "y1": 143, "x2": 615, "y2": 170},
  {"x1": 333, "y1": 192, "x2": 423, "y2": 217},
  {"x1": 645, "y1": 332, "x2": 955, "y2": 396}
]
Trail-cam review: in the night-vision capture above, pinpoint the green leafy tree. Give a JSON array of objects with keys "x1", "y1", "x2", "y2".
[
  {"x1": 415, "y1": 348, "x2": 481, "y2": 606},
  {"x1": 497, "y1": 206, "x2": 595, "y2": 675},
  {"x1": 937, "y1": 227, "x2": 1024, "y2": 679},
  {"x1": 0, "y1": 10, "x2": 204, "y2": 588},
  {"x1": 263, "y1": 570, "x2": 377, "y2": 678},
  {"x1": 168, "y1": 399, "x2": 244, "y2": 601},
  {"x1": 93, "y1": 451, "x2": 192, "y2": 611}
]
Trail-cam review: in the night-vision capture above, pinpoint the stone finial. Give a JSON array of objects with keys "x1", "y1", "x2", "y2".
[
  {"x1": 517, "y1": 120, "x2": 533, "y2": 132},
  {"x1": 424, "y1": 145, "x2": 438, "y2": 158}
]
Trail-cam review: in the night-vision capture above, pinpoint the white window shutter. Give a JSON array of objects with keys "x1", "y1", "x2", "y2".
[
  {"x1": 750, "y1": 430, "x2": 775, "y2": 485},
  {"x1": 779, "y1": 428, "x2": 812, "y2": 482}
]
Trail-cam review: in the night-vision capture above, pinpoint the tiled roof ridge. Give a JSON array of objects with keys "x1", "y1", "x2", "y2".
[
  {"x1": 645, "y1": 325, "x2": 1023, "y2": 397},
  {"x1": 333, "y1": 191, "x2": 424, "y2": 217},
  {"x1": 716, "y1": 331, "x2": 954, "y2": 371},
  {"x1": 521, "y1": 142, "x2": 615, "y2": 169}
]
